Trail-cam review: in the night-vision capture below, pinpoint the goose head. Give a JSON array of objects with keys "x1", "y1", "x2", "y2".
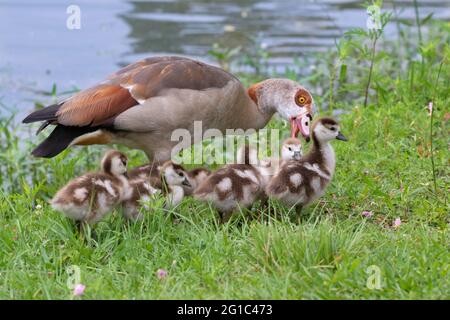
[
  {"x1": 312, "y1": 118, "x2": 348, "y2": 143},
  {"x1": 281, "y1": 137, "x2": 303, "y2": 160},
  {"x1": 160, "y1": 161, "x2": 191, "y2": 188},
  {"x1": 248, "y1": 79, "x2": 314, "y2": 141},
  {"x1": 101, "y1": 150, "x2": 128, "y2": 177}
]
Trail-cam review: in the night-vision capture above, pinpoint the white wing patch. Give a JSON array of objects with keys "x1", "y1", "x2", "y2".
[
  {"x1": 217, "y1": 177, "x2": 232, "y2": 192},
  {"x1": 290, "y1": 173, "x2": 302, "y2": 187},
  {"x1": 73, "y1": 188, "x2": 88, "y2": 202},
  {"x1": 94, "y1": 179, "x2": 117, "y2": 197},
  {"x1": 233, "y1": 169, "x2": 259, "y2": 184},
  {"x1": 303, "y1": 163, "x2": 330, "y2": 180}
]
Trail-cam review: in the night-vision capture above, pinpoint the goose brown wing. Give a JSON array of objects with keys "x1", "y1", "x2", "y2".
[{"x1": 24, "y1": 56, "x2": 237, "y2": 128}]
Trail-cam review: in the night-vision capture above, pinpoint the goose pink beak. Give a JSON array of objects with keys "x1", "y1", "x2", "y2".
[{"x1": 290, "y1": 114, "x2": 312, "y2": 141}]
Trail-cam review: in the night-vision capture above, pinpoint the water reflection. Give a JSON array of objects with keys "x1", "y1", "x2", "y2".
[
  {"x1": 0, "y1": 0, "x2": 448, "y2": 113},
  {"x1": 119, "y1": 0, "x2": 450, "y2": 67}
]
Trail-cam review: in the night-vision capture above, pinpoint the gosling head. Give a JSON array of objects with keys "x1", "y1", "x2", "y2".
[
  {"x1": 101, "y1": 150, "x2": 128, "y2": 177},
  {"x1": 160, "y1": 161, "x2": 192, "y2": 187},
  {"x1": 312, "y1": 117, "x2": 348, "y2": 143},
  {"x1": 281, "y1": 137, "x2": 303, "y2": 161}
]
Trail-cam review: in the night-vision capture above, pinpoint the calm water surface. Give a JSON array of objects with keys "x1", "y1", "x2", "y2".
[{"x1": 0, "y1": 0, "x2": 449, "y2": 114}]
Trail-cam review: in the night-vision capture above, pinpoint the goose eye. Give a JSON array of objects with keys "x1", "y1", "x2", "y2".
[{"x1": 297, "y1": 96, "x2": 306, "y2": 104}]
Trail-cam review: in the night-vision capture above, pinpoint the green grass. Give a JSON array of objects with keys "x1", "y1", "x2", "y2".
[
  {"x1": 1, "y1": 98, "x2": 448, "y2": 299},
  {"x1": 0, "y1": 15, "x2": 449, "y2": 299}
]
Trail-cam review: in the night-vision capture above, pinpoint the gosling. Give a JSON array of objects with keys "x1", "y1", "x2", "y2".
[
  {"x1": 193, "y1": 138, "x2": 303, "y2": 223},
  {"x1": 266, "y1": 117, "x2": 347, "y2": 217},
  {"x1": 128, "y1": 163, "x2": 209, "y2": 196},
  {"x1": 51, "y1": 150, "x2": 131, "y2": 225},
  {"x1": 122, "y1": 161, "x2": 192, "y2": 219},
  {"x1": 258, "y1": 137, "x2": 303, "y2": 177}
]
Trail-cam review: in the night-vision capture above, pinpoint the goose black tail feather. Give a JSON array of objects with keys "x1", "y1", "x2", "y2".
[
  {"x1": 31, "y1": 125, "x2": 98, "y2": 158},
  {"x1": 22, "y1": 104, "x2": 61, "y2": 124}
]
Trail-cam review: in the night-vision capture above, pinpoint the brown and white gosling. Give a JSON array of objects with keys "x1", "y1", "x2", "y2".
[
  {"x1": 122, "y1": 161, "x2": 192, "y2": 219},
  {"x1": 128, "y1": 163, "x2": 210, "y2": 196},
  {"x1": 258, "y1": 137, "x2": 303, "y2": 176},
  {"x1": 51, "y1": 150, "x2": 131, "y2": 225},
  {"x1": 266, "y1": 117, "x2": 347, "y2": 217},
  {"x1": 194, "y1": 162, "x2": 265, "y2": 223},
  {"x1": 185, "y1": 167, "x2": 211, "y2": 195},
  {"x1": 193, "y1": 138, "x2": 303, "y2": 223}
]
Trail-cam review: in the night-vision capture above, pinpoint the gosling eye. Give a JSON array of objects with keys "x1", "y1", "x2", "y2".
[
  {"x1": 178, "y1": 172, "x2": 184, "y2": 177},
  {"x1": 288, "y1": 147, "x2": 292, "y2": 151},
  {"x1": 329, "y1": 127, "x2": 336, "y2": 131}
]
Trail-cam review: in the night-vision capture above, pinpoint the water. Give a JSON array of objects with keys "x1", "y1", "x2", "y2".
[{"x1": 1, "y1": 0, "x2": 449, "y2": 115}]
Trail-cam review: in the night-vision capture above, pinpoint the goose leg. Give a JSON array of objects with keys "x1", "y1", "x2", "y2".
[
  {"x1": 258, "y1": 197, "x2": 269, "y2": 221},
  {"x1": 75, "y1": 220, "x2": 97, "y2": 241},
  {"x1": 293, "y1": 205, "x2": 303, "y2": 223},
  {"x1": 122, "y1": 203, "x2": 142, "y2": 221},
  {"x1": 219, "y1": 211, "x2": 234, "y2": 224},
  {"x1": 74, "y1": 220, "x2": 83, "y2": 233}
]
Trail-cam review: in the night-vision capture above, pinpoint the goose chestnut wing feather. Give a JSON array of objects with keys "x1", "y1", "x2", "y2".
[{"x1": 27, "y1": 57, "x2": 237, "y2": 128}]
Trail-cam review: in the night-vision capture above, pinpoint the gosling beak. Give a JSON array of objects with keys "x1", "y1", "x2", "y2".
[
  {"x1": 290, "y1": 114, "x2": 312, "y2": 142},
  {"x1": 336, "y1": 132, "x2": 348, "y2": 141},
  {"x1": 182, "y1": 177, "x2": 192, "y2": 187},
  {"x1": 293, "y1": 151, "x2": 302, "y2": 160}
]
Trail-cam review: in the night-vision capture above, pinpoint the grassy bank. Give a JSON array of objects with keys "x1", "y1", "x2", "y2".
[{"x1": 0, "y1": 17, "x2": 449, "y2": 299}]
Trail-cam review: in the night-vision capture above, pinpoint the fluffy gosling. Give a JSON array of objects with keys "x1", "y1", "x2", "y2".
[
  {"x1": 193, "y1": 138, "x2": 302, "y2": 223},
  {"x1": 258, "y1": 137, "x2": 303, "y2": 177},
  {"x1": 128, "y1": 163, "x2": 209, "y2": 196},
  {"x1": 122, "y1": 161, "x2": 192, "y2": 219},
  {"x1": 51, "y1": 150, "x2": 131, "y2": 225},
  {"x1": 266, "y1": 117, "x2": 347, "y2": 217}
]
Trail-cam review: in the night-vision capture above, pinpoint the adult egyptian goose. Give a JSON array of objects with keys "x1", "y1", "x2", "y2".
[
  {"x1": 22, "y1": 56, "x2": 314, "y2": 161},
  {"x1": 51, "y1": 150, "x2": 131, "y2": 225},
  {"x1": 266, "y1": 117, "x2": 347, "y2": 217}
]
